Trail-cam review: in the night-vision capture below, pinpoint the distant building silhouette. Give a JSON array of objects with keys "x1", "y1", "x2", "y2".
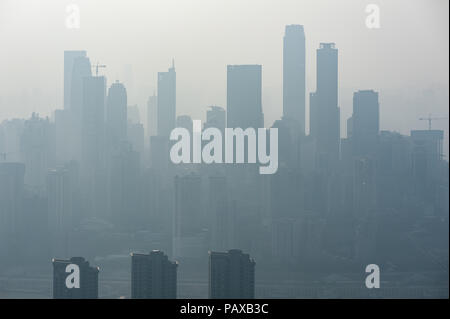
[
  {"x1": 81, "y1": 75, "x2": 107, "y2": 219},
  {"x1": 106, "y1": 81, "x2": 128, "y2": 152},
  {"x1": 352, "y1": 90, "x2": 379, "y2": 157},
  {"x1": 64, "y1": 50, "x2": 87, "y2": 110},
  {"x1": 310, "y1": 43, "x2": 340, "y2": 170},
  {"x1": 52, "y1": 257, "x2": 99, "y2": 299},
  {"x1": 157, "y1": 63, "x2": 176, "y2": 137},
  {"x1": 283, "y1": 25, "x2": 306, "y2": 136},
  {"x1": 209, "y1": 249, "x2": 255, "y2": 299},
  {"x1": 131, "y1": 250, "x2": 178, "y2": 299},
  {"x1": 47, "y1": 167, "x2": 73, "y2": 258},
  {"x1": 227, "y1": 65, "x2": 263, "y2": 130}
]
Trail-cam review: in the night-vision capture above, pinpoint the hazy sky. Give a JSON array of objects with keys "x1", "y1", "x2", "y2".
[{"x1": 0, "y1": 0, "x2": 448, "y2": 153}]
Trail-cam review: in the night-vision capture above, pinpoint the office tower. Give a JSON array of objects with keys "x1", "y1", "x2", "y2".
[
  {"x1": 147, "y1": 94, "x2": 158, "y2": 138},
  {"x1": 106, "y1": 81, "x2": 128, "y2": 152},
  {"x1": 69, "y1": 56, "x2": 92, "y2": 162},
  {"x1": 283, "y1": 25, "x2": 306, "y2": 135},
  {"x1": 352, "y1": 90, "x2": 379, "y2": 157},
  {"x1": 173, "y1": 173, "x2": 206, "y2": 259},
  {"x1": 227, "y1": 65, "x2": 263, "y2": 130},
  {"x1": 109, "y1": 141, "x2": 140, "y2": 229},
  {"x1": 310, "y1": 43, "x2": 340, "y2": 168},
  {"x1": 81, "y1": 75, "x2": 106, "y2": 175},
  {"x1": 70, "y1": 56, "x2": 92, "y2": 117},
  {"x1": 52, "y1": 257, "x2": 99, "y2": 299},
  {"x1": 226, "y1": 65, "x2": 263, "y2": 207},
  {"x1": 81, "y1": 75, "x2": 107, "y2": 219},
  {"x1": 47, "y1": 167, "x2": 73, "y2": 258},
  {"x1": 209, "y1": 249, "x2": 255, "y2": 299},
  {"x1": 205, "y1": 106, "x2": 226, "y2": 132},
  {"x1": 131, "y1": 250, "x2": 178, "y2": 299},
  {"x1": 64, "y1": 51, "x2": 87, "y2": 110},
  {"x1": 20, "y1": 113, "x2": 55, "y2": 189},
  {"x1": 0, "y1": 163, "x2": 25, "y2": 259},
  {"x1": 157, "y1": 63, "x2": 176, "y2": 136}
]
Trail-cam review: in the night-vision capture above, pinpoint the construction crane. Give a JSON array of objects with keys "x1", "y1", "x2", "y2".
[
  {"x1": 92, "y1": 62, "x2": 106, "y2": 76},
  {"x1": 419, "y1": 114, "x2": 447, "y2": 130}
]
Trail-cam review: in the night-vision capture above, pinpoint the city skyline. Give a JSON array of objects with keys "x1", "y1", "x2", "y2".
[
  {"x1": 0, "y1": 0, "x2": 448, "y2": 300},
  {"x1": 0, "y1": 1, "x2": 448, "y2": 157}
]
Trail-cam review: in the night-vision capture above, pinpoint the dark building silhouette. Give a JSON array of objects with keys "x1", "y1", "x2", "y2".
[
  {"x1": 283, "y1": 25, "x2": 306, "y2": 136},
  {"x1": 209, "y1": 249, "x2": 255, "y2": 299},
  {"x1": 310, "y1": 43, "x2": 340, "y2": 169},
  {"x1": 81, "y1": 75, "x2": 107, "y2": 219},
  {"x1": 352, "y1": 90, "x2": 379, "y2": 157},
  {"x1": 157, "y1": 62, "x2": 176, "y2": 137},
  {"x1": 109, "y1": 141, "x2": 140, "y2": 229},
  {"x1": 47, "y1": 167, "x2": 73, "y2": 258},
  {"x1": 106, "y1": 81, "x2": 128, "y2": 152},
  {"x1": 131, "y1": 250, "x2": 178, "y2": 299},
  {"x1": 52, "y1": 257, "x2": 99, "y2": 299},
  {"x1": 227, "y1": 65, "x2": 263, "y2": 130},
  {"x1": 64, "y1": 50, "x2": 87, "y2": 110}
]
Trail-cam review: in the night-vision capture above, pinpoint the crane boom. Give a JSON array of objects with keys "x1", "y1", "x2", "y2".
[{"x1": 419, "y1": 114, "x2": 447, "y2": 130}]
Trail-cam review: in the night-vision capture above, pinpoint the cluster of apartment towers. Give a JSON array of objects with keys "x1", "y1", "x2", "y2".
[{"x1": 52, "y1": 249, "x2": 254, "y2": 299}]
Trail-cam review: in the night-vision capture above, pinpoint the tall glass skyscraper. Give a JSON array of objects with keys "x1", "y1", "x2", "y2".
[{"x1": 283, "y1": 25, "x2": 306, "y2": 135}]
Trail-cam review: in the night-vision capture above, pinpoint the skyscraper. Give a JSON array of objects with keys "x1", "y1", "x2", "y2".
[
  {"x1": 227, "y1": 65, "x2": 263, "y2": 130},
  {"x1": 157, "y1": 63, "x2": 176, "y2": 137},
  {"x1": 81, "y1": 75, "x2": 107, "y2": 219},
  {"x1": 131, "y1": 250, "x2": 178, "y2": 299},
  {"x1": 81, "y1": 75, "x2": 106, "y2": 176},
  {"x1": 310, "y1": 43, "x2": 340, "y2": 169},
  {"x1": 70, "y1": 55, "x2": 92, "y2": 163},
  {"x1": 52, "y1": 257, "x2": 99, "y2": 299},
  {"x1": 47, "y1": 167, "x2": 73, "y2": 258},
  {"x1": 352, "y1": 90, "x2": 379, "y2": 157},
  {"x1": 106, "y1": 81, "x2": 128, "y2": 152},
  {"x1": 70, "y1": 56, "x2": 92, "y2": 117},
  {"x1": 283, "y1": 25, "x2": 306, "y2": 135},
  {"x1": 209, "y1": 249, "x2": 255, "y2": 299},
  {"x1": 64, "y1": 51, "x2": 87, "y2": 110}
]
